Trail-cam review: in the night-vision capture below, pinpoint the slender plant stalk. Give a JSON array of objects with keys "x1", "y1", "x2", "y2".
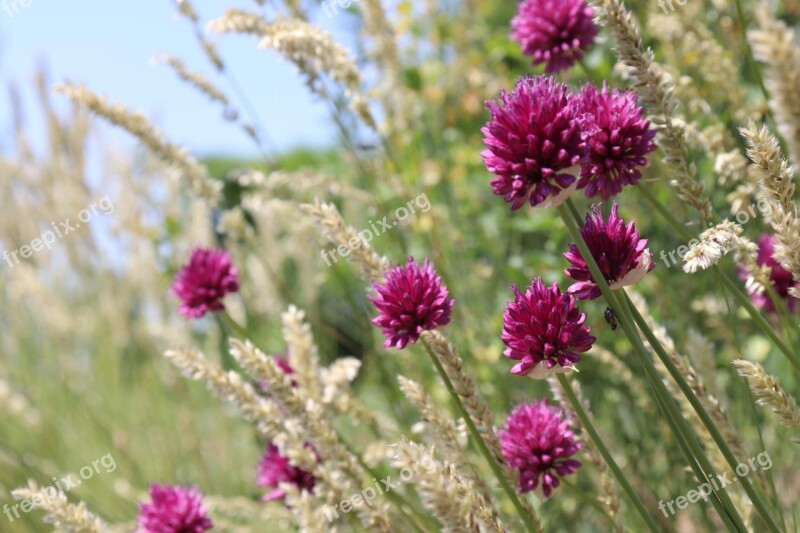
[
  {"x1": 420, "y1": 339, "x2": 541, "y2": 533},
  {"x1": 622, "y1": 291, "x2": 783, "y2": 533},
  {"x1": 634, "y1": 184, "x2": 800, "y2": 372},
  {"x1": 609, "y1": 289, "x2": 746, "y2": 532},
  {"x1": 221, "y1": 312, "x2": 434, "y2": 532},
  {"x1": 732, "y1": 0, "x2": 769, "y2": 101},
  {"x1": 556, "y1": 374, "x2": 659, "y2": 532},
  {"x1": 349, "y1": 448, "x2": 435, "y2": 533},
  {"x1": 560, "y1": 476, "x2": 617, "y2": 528},
  {"x1": 220, "y1": 309, "x2": 250, "y2": 339},
  {"x1": 557, "y1": 199, "x2": 748, "y2": 531}
]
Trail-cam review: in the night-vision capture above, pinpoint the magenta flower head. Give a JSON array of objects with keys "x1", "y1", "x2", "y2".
[
  {"x1": 482, "y1": 76, "x2": 587, "y2": 210},
  {"x1": 577, "y1": 84, "x2": 657, "y2": 200},
  {"x1": 368, "y1": 257, "x2": 454, "y2": 349},
  {"x1": 172, "y1": 247, "x2": 239, "y2": 318},
  {"x1": 502, "y1": 277, "x2": 595, "y2": 378},
  {"x1": 511, "y1": 0, "x2": 597, "y2": 73},
  {"x1": 564, "y1": 202, "x2": 655, "y2": 300},
  {"x1": 257, "y1": 443, "x2": 317, "y2": 502},
  {"x1": 740, "y1": 234, "x2": 800, "y2": 313},
  {"x1": 137, "y1": 484, "x2": 213, "y2": 533},
  {"x1": 500, "y1": 400, "x2": 582, "y2": 497}
]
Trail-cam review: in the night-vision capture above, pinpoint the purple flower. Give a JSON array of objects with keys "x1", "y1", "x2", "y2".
[
  {"x1": 137, "y1": 485, "x2": 213, "y2": 533},
  {"x1": 502, "y1": 277, "x2": 595, "y2": 378},
  {"x1": 482, "y1": 76, "x2": 587, "y2": 210},
  {"x1": 172, "y1": 248, "x2": 239, "y2": 318},
  {"x1": 577, "y1": 84, "x2": 657, "y2": 200},
  {"x1": 511, "y1": 0, "x2": 598, "y2": 73},
  {"x1": 740, "y1": 234, "x2": 800, "y2": 313},
  {"x1": 564, "y1": 202, "x2": 655, "y2": 300},
  {"x1": 500, "y1": 400, "x2": 582, "y2": 497},
  {"x1": 257, "y1": 443, "x2": 317, "y2": 502},
  {"x1": 368, "y1": 258, "x2": 454, "y2": 349}
]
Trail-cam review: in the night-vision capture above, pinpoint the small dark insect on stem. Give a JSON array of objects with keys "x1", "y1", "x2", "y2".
[{"x1": 604, "y1": 306, "x2": 618, "y2": 331}]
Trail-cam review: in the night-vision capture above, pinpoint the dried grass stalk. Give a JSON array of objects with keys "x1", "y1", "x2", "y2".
[
  {"x1": 734, "y1": 359, "x2": 800, "y2": 432},
  {"x1": 588, "y1": 0, "x2": 712, "y2": 222},
  {"x1": 740, "y1": 123, "x2": 800, "y2": 295},
  {"x1": 392, "y1": 439, "x2": 508, "y2": 533},
  {"x1": 12, "y1": 481, "x2": 106, "y2": 533},
  {"x1": 749, "y1": 6, "x2": 800, "y2": 164},
  {"x1": 302, "y1": 198, "x2": 390, "y2": 282},
  {"x1": 54, "y1": 84, "x2": 220, "y2": 204}
]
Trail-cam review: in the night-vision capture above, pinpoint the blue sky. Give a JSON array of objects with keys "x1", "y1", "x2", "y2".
[{"x1": 0, "y1": 1, "x2": 354, "y2": 158}]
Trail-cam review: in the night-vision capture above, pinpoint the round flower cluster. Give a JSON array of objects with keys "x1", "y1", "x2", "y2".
[
  {"x1": 500, "y1": 400, "x2": 582, "y2": 497},
  {"x1": 257, "y1": 443, "x2": 317, "y2": 502},
  {"x1": 511, "y1": 0, "x2": 598, "y2": 73},
  {"x1": 172, "y1": 247, "x2": 239, "y2": 319},
  {"x1": 482, "y1": 76, "x2": 657, "y2": 209},
  {"x1": 564, "y1": 201, "x2": 655, "y2": 300},
  {"x1": 368, "y1": 258, "x2": 454, "y2": 349},
  {"x1": 501, "y1": 277, "x2": 595, "y2": 378},
  {"x1": 137, "y1": 485, "x2": 213, "y2": 533},
  {"x1": 741, "y1": 234, "x2": 800, "y2": 314}
]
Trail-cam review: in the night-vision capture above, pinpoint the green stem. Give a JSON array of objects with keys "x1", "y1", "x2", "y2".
[
  {"x1": 622, "y1": 291, "x2": 783, "y2": 533},
  {"x1": 350, "y1": 451, "x2": 435, "y2": 533},
  {"x1": 613, "y1": 293, "x2": 747, "y2": 532},
  {"x1": 220, "y1": 309, "x2": 249, "y2": 339},
  {"x1": 634, "y1": 184, "x2": 800, "y2": 373},
  {"x1": 559, "y1": 477, "x2": 618, "y2": 528},
  {"x1": 558, "y1": 200, "x2": 747, "y2": 531},
  {"x1": 732, "y1": 0, "x2": 769, "y2": 101},
  {"x1": 556, "y1": 374, "x2": 658, "y2": 532},
  {"x1": 421, "y1": 339, "x2": 541, "y2": 533}
]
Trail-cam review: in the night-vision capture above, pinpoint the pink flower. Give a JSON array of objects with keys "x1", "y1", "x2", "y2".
[
  {"x1": 482, "y1": 76, "x2": 586, "y2": 209},
  {"x1": 137, "y1": 485, "x2": 213, "y2": 533},
  {"x1": 511, "y1": 0, "x2": 597, "y2": 73},
  {"x1": 564, "y1": 202, "x2": 655, "y2": 299},
  {"x1": 500, "y1": 400, "x2": 582, "y2": 497},
  {"x1": 172, "y1": 248, "x2": 239, "y2": 318},
  {"x1": 740, "y1": 234, "x2": 800, "y2": 313},
  {"x1": 257, "y1": 443, "x2": 317, "y2": 502},
  {"x1": 502, "y1": 277, "x2": 595, "y2": 378},
  {"x1": 368, "y1": 258, "x2": 454, "y2": 349},
  {"x1": 577, "y1": 84, "x2": 657, "y2": 200}
]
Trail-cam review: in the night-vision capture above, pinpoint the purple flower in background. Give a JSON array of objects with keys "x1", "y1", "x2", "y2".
[
  {"x1": 172, "y1": 248, "x2": 239, "y2": 318},
  {"x1": 369, "y1": 258, "x2": 454, "y2": 349},
  {"x1": 257, "y1": 443, "x2": 317, "y2": 502},
  {"x1": 137, "y1": 485, "x2": 213, "y2": 533},
  {"x1": 740, "y1": 234, "x2": 800, "y2": 313},
  {"x1": 482, "y1": 76, "x2": 586, "y2": 209},
  {"x1": 500, "y1": 400, "x2": 582, "y2": 497},
  {"x1": 578, "y1": 84, "x2": 657, "y2": 200},
  {"x1": 502, "y1": 277, "x2": 595, "y2": 378},
  {"x1": 564, "y1": 202, "x2": 655, "y2": 299},
  {"x1": 511, "y1": 0, "x2": 597, "y2": 73}
]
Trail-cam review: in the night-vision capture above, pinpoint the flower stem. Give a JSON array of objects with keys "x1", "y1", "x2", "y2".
[
  {"x1": 622, "y1": 291, "x2": 783, "y2": 533},
  {"x1": 220, "y1": 309, "x2": 249, "y2": 340},
  {"x1": 556, "y1": 374, "x2": 658, "y2": 532},
  {"x1": 732, "y1": 0, "x2": 769, "y2": 101},
  {"x1": 421, "y1": 339, "x2": 541, "y2": 533},
  {"x1": 557, "y1": 199, "x2": 747, "y2": 530}
]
